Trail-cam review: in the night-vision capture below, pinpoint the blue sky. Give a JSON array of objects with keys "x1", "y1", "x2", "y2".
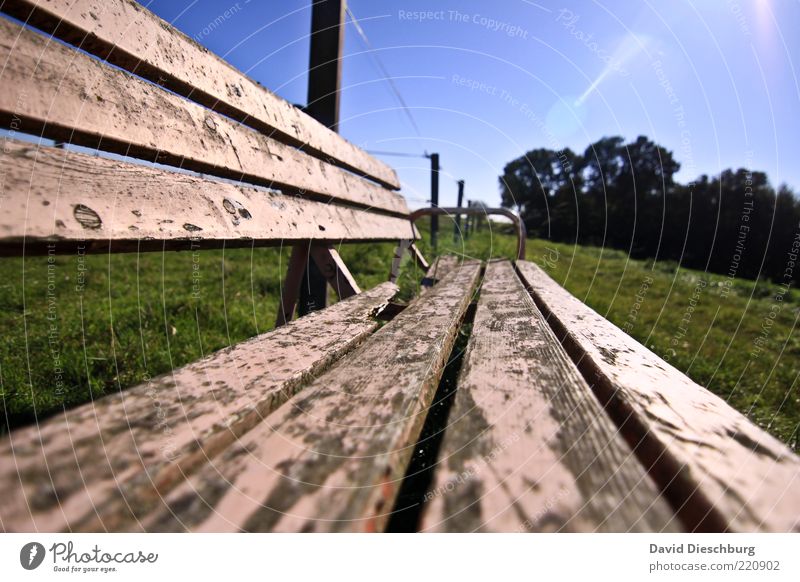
[{"x1": 146, "y1": 0, "x2": 800, "y2": 210}]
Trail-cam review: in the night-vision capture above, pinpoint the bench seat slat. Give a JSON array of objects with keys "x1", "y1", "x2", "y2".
[
  {"x1": 0, "y1": 18, "x2": 408, "y2": 215},
  {"x1": 421, "y1": 255, "x2": 461, "y2": 294},
  {"x1": 0, "y1": 0, "x2": 400, "y2": 190},
  {"x1": 516, "y1": 261, "x2": 800, "y2": 532},
  {"x1": 0, "y1": 141, "x2": 417, "y2": 255},
  {"x1": 0, "y1": 283, "x2": 398, "y2": 532},
  {"x1": 142, "y1": 261, "x2": 482, "y2": 532},
  {"x1": 422, "y1": 260, "x2": 677, "y2": 532}
]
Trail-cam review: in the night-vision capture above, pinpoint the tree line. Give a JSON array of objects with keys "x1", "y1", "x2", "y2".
[{"x1": 499, "y1": 136, "x2": 800, "y2": 285}]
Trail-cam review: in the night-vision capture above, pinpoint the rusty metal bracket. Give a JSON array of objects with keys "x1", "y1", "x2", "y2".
[
  {"x1": 389, "y1": 207, "x2": 526, "y2": 282},
  {"x1": 410, "y1": 207, "x2": 526, "y2": 260}
]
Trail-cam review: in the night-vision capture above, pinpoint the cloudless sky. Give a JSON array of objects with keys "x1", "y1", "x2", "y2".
[{"x1": 145, "y1": 0, "x2": 800, "y2": 210}]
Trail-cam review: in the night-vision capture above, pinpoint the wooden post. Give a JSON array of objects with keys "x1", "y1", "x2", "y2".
[
  {"x1": 299, "y1": 0, "x2": 345, "y2": 316},
  {"x1": 454, "y1": 179, "x2": 464, "y2": 241},
  {"x1": 305, "y1": 0, "x2": 344, "y2": 131},
  {"x1": 429, "y1": 152, "x2": 440, "y2": 250}
]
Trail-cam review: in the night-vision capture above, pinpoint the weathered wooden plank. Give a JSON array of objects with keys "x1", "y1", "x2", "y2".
[
  {"x1": 421, "y1": 255, "x2": 460, "y2": 293},
  {"x1": 0, "y1": 283, "x2": 398, "y2": 532},
  {"x1": 516, "y1": 261, "x2": 800, "y2": 532},
  {"x1": 0, "y1": 0, "x2": 400, "y2": 189},
  {"x1": 422, "y1": 261, "x2": 677, "y2": 532},
  {"x1": 0, "y1": 18, "x2": 408, "y2": 215},
  {"x1": 143, "y1": 261, "x2": 482, "y2": 532},
  {"x1": 429, "y1": 255, "x2": 460, "y2": 281},
  {"x1": 0, "y1": 140, "x2": 416, "y2": 256}
]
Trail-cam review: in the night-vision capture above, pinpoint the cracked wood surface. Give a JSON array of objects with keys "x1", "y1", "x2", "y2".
[
  {"x1": 421, "y1": 255, "x2": 461, "y2": 294},
  {"x1": 516, "y1": 261, "x2": 800, "y2": 532},
  {"x1": 0, "y1": 141, "x2": 416, "y2": 255},
  {"x1": 422, "y1": 260, "x2": 678, "y2": 532},
  {"x1": 0, "y1": 283, "x2": 398, "y2": 532},
  {"x1": 143, "y1": 262, "x2": 482, "y2": 532},
  {"x1": 0, "y1": 0, "x2": 400, "y2": 189},
  {"x1": 429, "y1": 255, "x2": 461, "y2": 281},
  {"x1": 0, "y1": 18, "x2": 408, "y2": 215}
]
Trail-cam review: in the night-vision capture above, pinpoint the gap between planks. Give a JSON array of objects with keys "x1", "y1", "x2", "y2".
[
  {"x1": 0, "y1": 18, "x2": 408, "y2": 215},
  {"x1": 140, "y1": 261, "x2": 483, "y2": 532},
  {"x1": 421, "y1": 260, "x2": 678, "y2": 532},
  {"x1": 0, "y1": 284, "x2": 398, "y2": 532}
]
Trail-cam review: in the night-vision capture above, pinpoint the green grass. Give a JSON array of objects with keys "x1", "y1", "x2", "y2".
[
  {"x1": 0, "y1": 235, "x2": 422, "y2": 432},
  {"x1": 1, "y1": 246, "x2": 287, "y2": 430},
  {"x1": 1, "y1": 217, "x2": 798, "y2": 450}
]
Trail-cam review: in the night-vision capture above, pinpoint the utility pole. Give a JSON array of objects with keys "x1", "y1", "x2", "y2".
[
  {"x1": 454, "y1": 179, "x2": 464, "y2": 241},
  {"x1": 299, "y1": 0, "x2": 345, "y2": 316},
  {"x1": 429, "y1": 152, "x2": 440, "y2": 250},
  {"x1": 306, "y1": 0, "x2": 344, "y2": 131}
]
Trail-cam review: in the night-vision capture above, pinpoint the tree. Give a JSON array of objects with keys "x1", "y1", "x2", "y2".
[
  {"x1": 499, "y1": 136, "x2": 799, "y2": 284},
  {"x1": 499, "y1": 148, "x2": 579, "y2": 239}
]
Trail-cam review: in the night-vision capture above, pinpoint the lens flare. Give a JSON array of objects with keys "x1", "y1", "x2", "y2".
[{"x1": 575, "y1": 33, "x2": 651, "y2": 106}]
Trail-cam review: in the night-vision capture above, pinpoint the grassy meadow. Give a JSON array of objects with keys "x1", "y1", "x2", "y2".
[{"x1": 1, "y1": 217, "x2": 798, "y2": 450}]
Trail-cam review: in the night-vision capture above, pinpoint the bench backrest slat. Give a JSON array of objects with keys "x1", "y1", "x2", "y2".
[
  {"x1": 0, "y1": 141, "x2": 417, "y2": 256},
  {"x1": 0, "y1": 17, "x2": 409, "y2": 218},
  {"x1": 0, "y1": 0, "x2": 400, "y2": 190}
]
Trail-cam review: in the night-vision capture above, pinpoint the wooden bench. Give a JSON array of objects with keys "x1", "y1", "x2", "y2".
[{"x1": 1, "y1": 0, "x2": 799, "y2": 533}]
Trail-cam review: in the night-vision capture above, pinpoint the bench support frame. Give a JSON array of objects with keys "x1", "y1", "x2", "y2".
[{"x1": 276, "y1": 243, "x2": 361, "y2": 327}]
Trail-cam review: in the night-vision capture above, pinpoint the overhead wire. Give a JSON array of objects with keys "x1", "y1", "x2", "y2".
[
  {"x1": 365, "y1": 150, "x2": 428, "y2": 158},
  {"x1": 345, "y1": 5, "x2": 425, "y2": 143},
  {"x1": 347, "y1": 7, "x2": 455, "y2": 202}
]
